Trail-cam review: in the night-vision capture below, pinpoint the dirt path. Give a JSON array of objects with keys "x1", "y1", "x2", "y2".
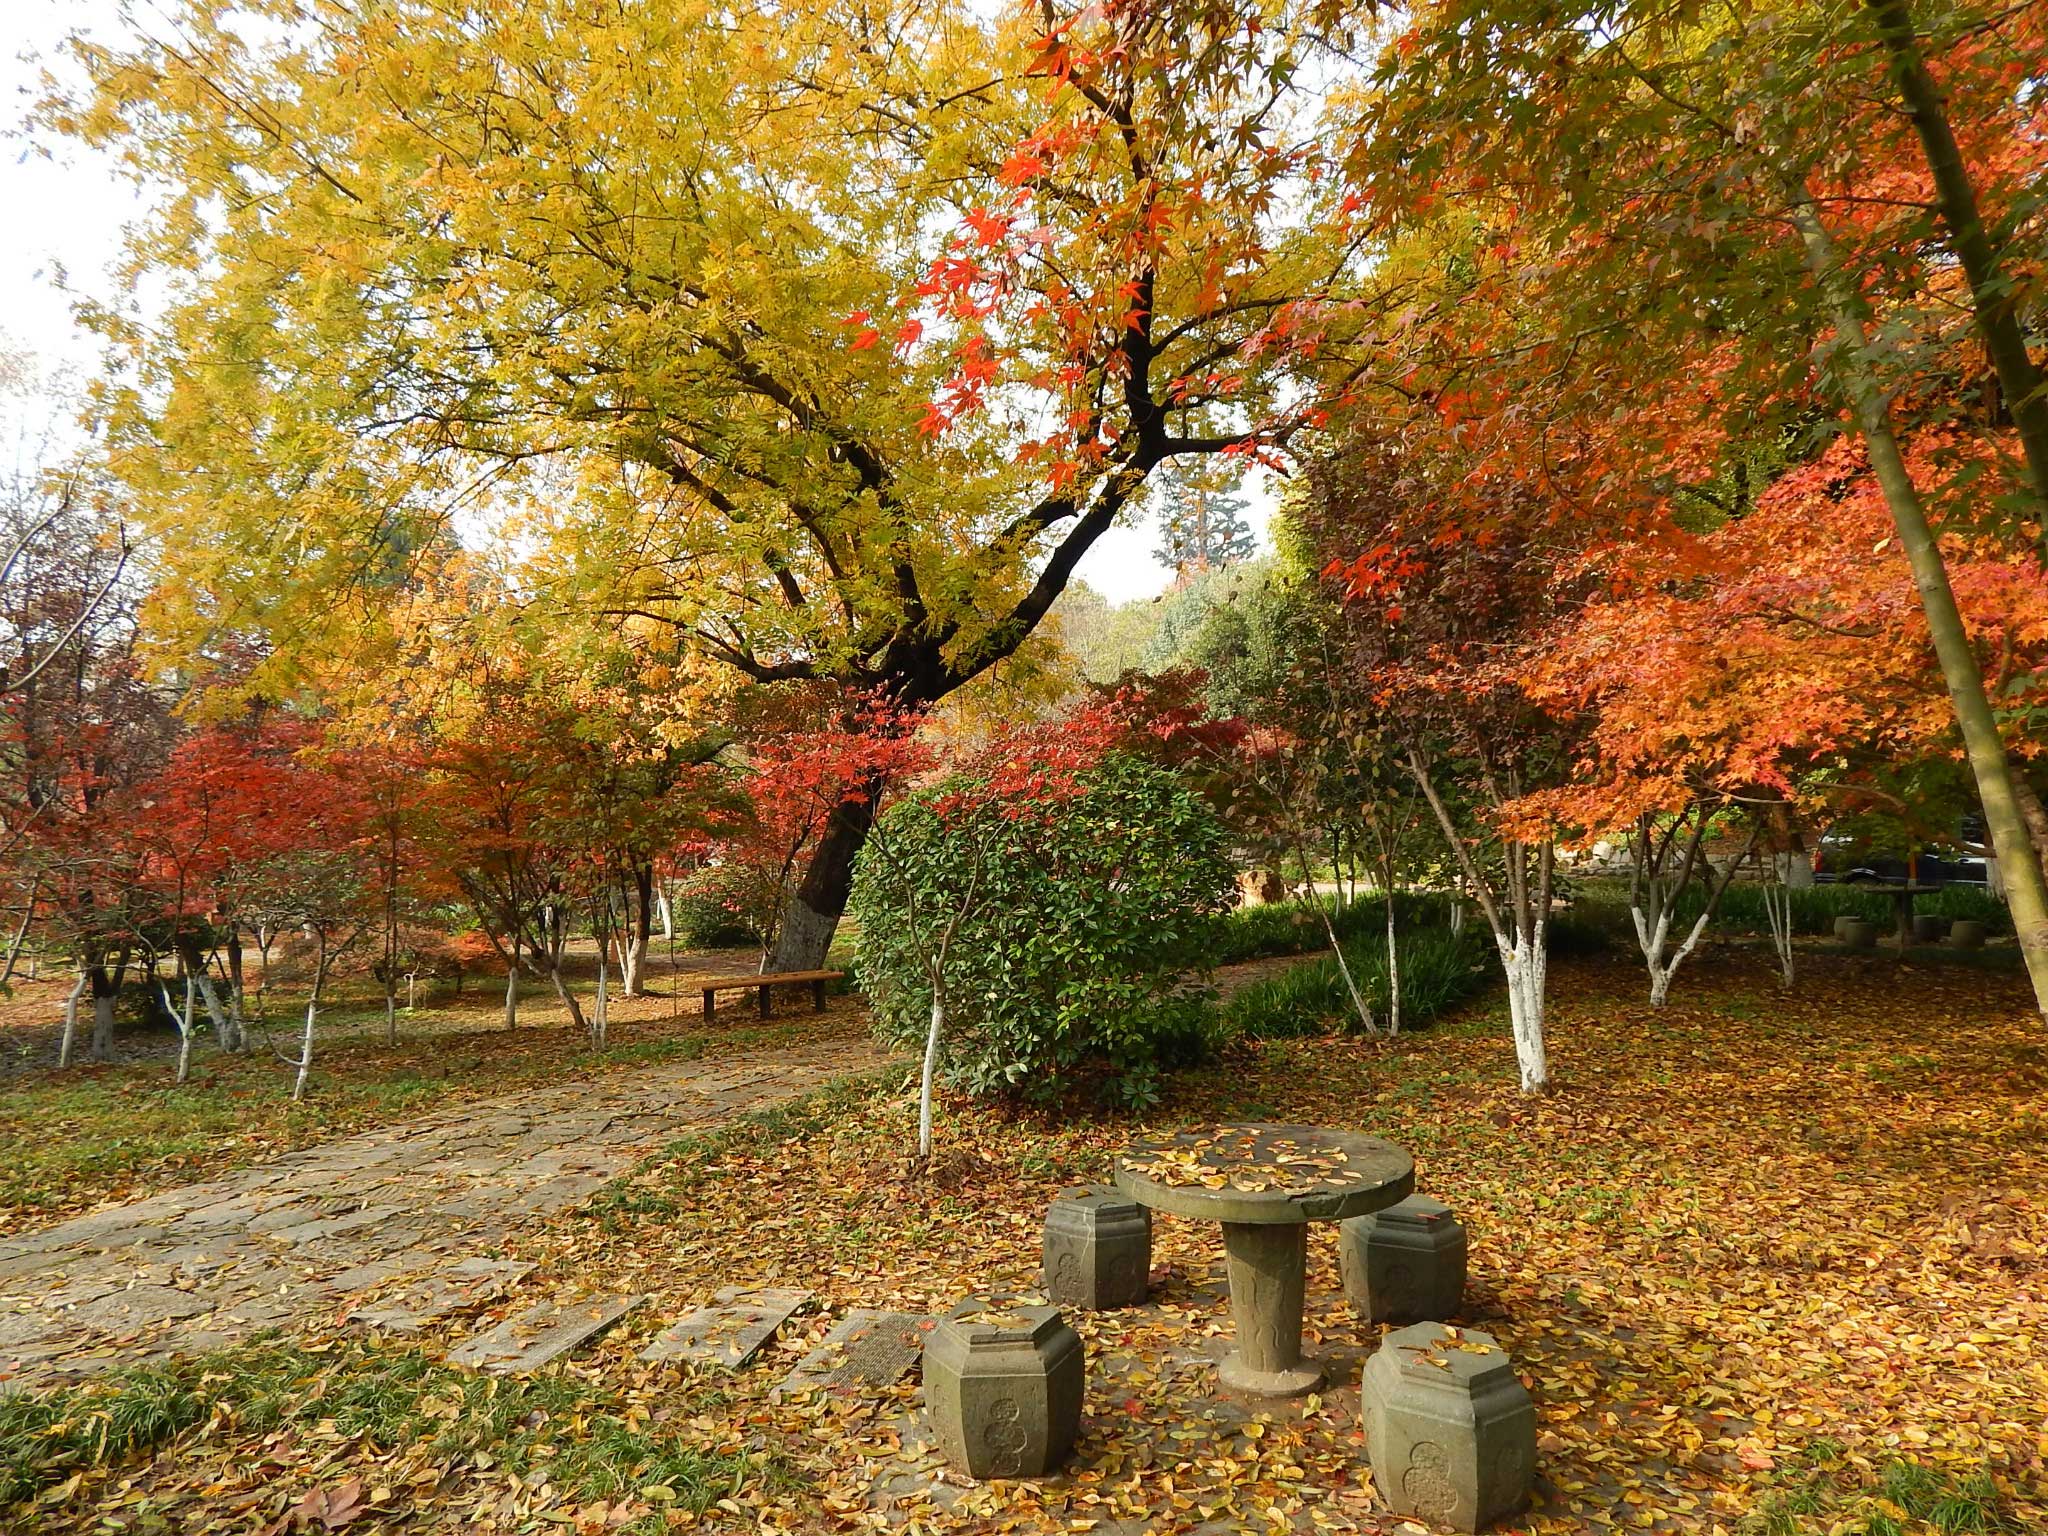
[{"x1": 0, "y1": 1028, "x2": 897, "y2": 1390}]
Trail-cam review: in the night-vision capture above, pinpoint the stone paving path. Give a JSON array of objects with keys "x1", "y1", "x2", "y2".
[{"x1": 0, "y1": 1031, "x2": 894, "y2": 1390}]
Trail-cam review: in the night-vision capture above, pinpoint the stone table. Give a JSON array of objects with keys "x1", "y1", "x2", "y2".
[{"x1": 1114, "y1": 1122, "x2": 1413, "y2": 1397}]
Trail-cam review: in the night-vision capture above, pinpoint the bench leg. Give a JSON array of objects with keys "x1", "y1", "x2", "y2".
[
  {"x1": 758, "y1": 984, "x2": 772, "y2": 1020},
  {"x1": 703, "y1": 989, "x2": 715, "y2": 1019},
  {"x1": 813, "y1": 978, "x2": 827, "y2": 1012}
]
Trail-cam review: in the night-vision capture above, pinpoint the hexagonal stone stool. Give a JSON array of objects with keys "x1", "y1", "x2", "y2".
[
  {"x1": 1832, "y1": 914, "x2": 1859, "y2": 940},
  {"x1": 923, "y1": 1299, "x2": 1084, "y2": 1480},
  {"x1": 1339, "y1": 1195, "x2": 1467, "y2": 1325},
  {"x1": 1362, "y1": 1322, "x2": 1535, "y2": 1532},
  {"x1": 1949, "y1": 919, "x2": 1987, "y2": 950},
  {"x1": 1910, "y1": 913, "x2": 1944, "y2": 944},
  {"x1": 1840, "y1": 919, "x2": 1878, "y2": 949},
  {"x1": 1043, "y1": 1185, "x2": 1151, "y2": 1310}
]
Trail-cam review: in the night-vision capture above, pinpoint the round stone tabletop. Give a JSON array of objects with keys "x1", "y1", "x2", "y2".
[{"x1": 1113, "y1": 1122, "x2": 1414, "y2": 1225}]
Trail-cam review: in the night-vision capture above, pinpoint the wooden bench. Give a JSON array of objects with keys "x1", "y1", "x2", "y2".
[{"x1": 700, "y1": 969, "x2": 845, "y2": 1019}]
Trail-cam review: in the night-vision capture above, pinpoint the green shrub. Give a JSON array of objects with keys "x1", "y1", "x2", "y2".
[
  {"x1": 851, "y1": 753, "x2": 1236, "y2": 1109},
  {"x1": 1224, "y1": 926, "x2": 1491, "y2": 1040},
  {"x1": 670, "y1": 872, "x2": 762, "y2": 949}
]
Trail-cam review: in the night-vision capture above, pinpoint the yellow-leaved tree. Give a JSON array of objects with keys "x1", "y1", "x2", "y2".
[{"x1": 48, "y1": 0, "x2": 1377, "y2": 962}]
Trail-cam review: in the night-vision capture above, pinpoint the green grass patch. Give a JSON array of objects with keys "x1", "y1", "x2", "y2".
[
  {"x1": 0, "y1": 1339, "x2": 783, "y2": 1517},
  {"x1": 1740, "y1": 1452, "x2": 2021, "y2": 1536}
]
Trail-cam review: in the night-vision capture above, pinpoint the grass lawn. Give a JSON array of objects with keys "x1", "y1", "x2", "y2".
[
  {"x1": 0, "y1": 944, "x2": 855, "y2": 1236},
  {"x1": 4, "y1": 946, "x2": 2044, "y2": 1534}
]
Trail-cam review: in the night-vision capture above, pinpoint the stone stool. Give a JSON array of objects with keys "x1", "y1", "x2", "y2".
[
  {"x1": 1949, "y1": 919, "x2": 1987, "y2": 950},
  {"x1": 923, "y1": 1299, "x2": 1083, "y2": 1480},
  {"x1": 1910, "y1": 913, "x2": 1944, "y2": 944},
  {"x1": 1840, "y1": 919, "x2": 1878, "y2": 949},
  {"x1": 1339, "y1": 1195, "x2": 1467, "y2": 1325},
  {"x1": 1832, "y1": 914, "x2": 1859, "y2": 940},
  {"x1": 1362, "y1": 1322, "x2": 1535, "y2": 1533},
  {"x1": 1043, "y1": 1185, "x2": 1150, "y2": 1309}
]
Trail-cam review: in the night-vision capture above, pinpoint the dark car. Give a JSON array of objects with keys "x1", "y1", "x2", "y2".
[{"x1": 1812, "y1": 820, "x2": 1990, "y2": 886}]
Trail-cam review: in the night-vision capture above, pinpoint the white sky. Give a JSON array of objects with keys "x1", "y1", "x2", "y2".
[{"x1": 1, "y1": 0, "x2": 1269, "y2": 606}]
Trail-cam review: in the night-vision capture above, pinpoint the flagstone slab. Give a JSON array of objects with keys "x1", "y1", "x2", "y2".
[
  {"x1": 777, "y1": 1309, "x2": 932, "y2": 1396},
  {"x1": 268, "y1": 1205, "x2": 404, "y2": 1246},
  {"x1": 350, "y1": 1258, "x2": 536, "y2": 1334},
  {"x1": 447, "y1": 1293, "x2": 645, "y2": 1375},
  {"x1": 641, "y1": 1287, "x2": 810, "y2": 1367},
  {"x1": 63, "y1": 1284, "x2": 217, "y2": 1333}
]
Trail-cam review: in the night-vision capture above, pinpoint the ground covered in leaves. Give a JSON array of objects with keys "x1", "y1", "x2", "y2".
[{"x1": 7, "y1": 946, "x2": 2045, "y2": 1534}]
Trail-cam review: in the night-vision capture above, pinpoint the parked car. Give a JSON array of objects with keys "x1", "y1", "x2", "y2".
[{"x1": 1812, "y1": 818, "x2": 1989, "y2": 885}]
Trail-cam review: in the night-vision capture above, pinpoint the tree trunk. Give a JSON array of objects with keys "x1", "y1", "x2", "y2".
[
  {"x1": 1, "y1": 874, "x2": 38, "y2": 985},
  {"x1": 1788, "y1": 185, "x2": 2048, "y2": 1018},
  {"x1": 226, "y1": 926, "x2": 245, "y2": 1026},
  {"x1": 58, "y1": 968, "x2": 87, "y2": 1068},
  {"x1": 768, "y1": 791, "x2": 879, "y2": 971},
  {"x1": 547, "y1": 958, "x2": 588, "y2": 1035},
  {"x1": 919, "y1": 972, "x2": 945, "y2": 1162},
  {"x1": 591, "y1": 910, "x2": 610, "y2": 1049},
  {"x1": 657, "y1": 882, "x2": 673, "y2": 941},
  {"x1": 1762, "y1": 880, "x2": 1797, "y2": 989},
  {"x1": 160, "y1": 976, "x2": 196, "y2": 1086},
  {"x1": 1865, "y1": 0, "x2": 2048, "y2": 555},
  {"x1": 1384, "y1": 884, "x2": 1402, "y2": 1037},
  {"x1": 293, "y1": 928, "x2": 327, "y2": 1102},
  {"x1": 504, "y1": 928, "x2": 520, "y2": 1029},
  {"x1": 1501, "y1": 935, "x2": 1548, "y2": 1094},
  {"x1": 177, "y1": 938, "x2": 236, "y2": 1051},
  {"x1": 89, "y1": 956, "x2": 122, "y2": 1063},
  {"x1": 621, "y1": 866, "x2": 653, "y2": 996}
]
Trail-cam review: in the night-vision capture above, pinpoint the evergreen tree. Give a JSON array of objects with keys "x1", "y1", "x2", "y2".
[{"x1": 1153, "y1": 463, "x2": 1257, "y2": 580}]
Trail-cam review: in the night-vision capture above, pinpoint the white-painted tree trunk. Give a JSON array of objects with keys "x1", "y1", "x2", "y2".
[
  {"x1": 91, "y1": 991, "x2": 117, "y2": 1062},
  {"x1": 293, "y1": 995, "x2": 316, "y2": 1100},
  {"x1": 620, "y1": 929, "x2": 644, "y2": 998},
  {"x1": 1632, "y1": 902, "x2": 1715, "y2": 1008},
  {"x1": 919, "y1": 974, "x2": 945, "y2": 1162},
  {"x1": 58, "y1": 970, "x2": 87, "y2": 1068},
  {"x1": 1385, "y1": 891, "x2": 1402, "y2": 1037},
  {"x1": 1449, "y1": 901, "x2": 1465, "y2": 937},
  {"x1": 593, "y1": 942, "x2": 609, "y2": 1049},
  {"x1": 159, "y1": 977, "x2": 198, "y2": 1086},
  {"x1": 290, "y1": 928, "x2": 329, "y2": 1102},
  {"x1": 195, "y1": 971, "x2": 233, "y2": 1052},
  {"x1": 657, "y1": 888, "x2": 673, "y2": 941},
  {"x1": 1762, "y1": 882, "x2": 1797, "y2": 988},
  {"x1": 1499, "y1": 933, "x2": 1549, "y2": 1094},
  {"x1": 504, "y1": 930, "x2": 520, "y2": 1029}
]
